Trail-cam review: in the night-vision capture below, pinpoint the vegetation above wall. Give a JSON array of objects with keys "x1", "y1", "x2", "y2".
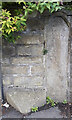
[{"x1": 0, "y1": 1, "x2": 72, "y2": 43}]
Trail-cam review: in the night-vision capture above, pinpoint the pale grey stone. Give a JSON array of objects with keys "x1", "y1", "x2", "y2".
[
  {"x1": 31, "y1": 65, "x2": 44, "y2": 76},
  {"x1": 6, "y1": 87, "x2": 46, "y2": 114},
  {"x1": 26, "y1": 107, "x2": 66, "y2": 118},
  {"x1": 2, "y1": 58, "x2": 10, "y2": 66},
  {"x1": 2, "y1": 75, "x2": 44, "y2": 87},
  {"x1": 44, "y1": 16, "x2": 69, "y2": 102},
  {"x1": 2, "y1": 66, "x2": 28, "y2": 75},
  {"x1": 15, "y1": 33, "x2": 44, "y2": 44},
  {"x1": 13, "y1": 76, "x2": 44, "y2": 87},
  {"x1": 17, "y1": 45, "x2": 43, "y2": 56},
  {"x1": 11, "y1": 57, "x2": 43, "y2": 65}
]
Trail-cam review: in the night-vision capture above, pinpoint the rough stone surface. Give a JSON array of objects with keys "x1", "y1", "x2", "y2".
[
  {"x1": 17, "y1": 45, "x2": 43, "y2": 56},
  {"x1": 71, "y1": 16, "x2": 72, "y2": 27},
  {"x1": 61, "y1": 9, "x2": 72, "y2": 16},
  {"x1": 15, "y1": 33, "x2": 44, "y2": 44},
  {"x1": 2, "y1": 75, "x2": 44, "y2": 87},
  {"x1": 26, "y1": 107, "x2": 67, "y2": 118},
  {"x1": 13, "y1": 76, "x2": 44, "y2": 87},
  {"x1": 0, "y1": 46, "x2": 2, "y2": 63},
  {"x1": 31, "y1": 65, "x2": 44, "y2": 76},
  {"x1": 3, "y1": 76, "x2": 11, "y2": 86},
  {"x1": 2, "y1": 104, "x2": 69, "y2": 119},
  {"x1": 70, "y1": 18, "x2": 72, "y2": 102},
  {"x1": 2, "y1": 66, "x2": 28, "y2": 75},
  {"x1": 2, "y1": 106, "x2": 23, "y2": 119},
  {"x1": 26, "y1": 17, "x2": 44, "y2": 31},
  {"x1": 44, "y1": 17, "x2": 69, "y2": 101},
  {"x1": 2, "y1": 46, "x2": 15, "y2": 58},
  {"x1": 6, "y1": 87, "x2": 46, "y2": 114},
  {"x1": 2, "y1": 58, "x2": 10, "y2": 66},
  {"x1": 1, "y1": 12, "x2": 72, "y2": 109},
  {"x1": 11, "y1": 57, "x2": 43, "y2": 65}
]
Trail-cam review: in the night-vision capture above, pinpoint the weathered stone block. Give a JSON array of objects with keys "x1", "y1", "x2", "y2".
[
  {"x1": 13, "y1": 76, "x2": 44, "y2": 87},
  {"x1": 17, "y1": 45, "x2": 43, "y2": 56},
  {"x1": 11, "y1": 57, "x2": 43, "y2": 65},
  {"x1": 15, "y1": 34, "x2": 44, "y2": 44},
  {"x1": 3, "y1": 76, "x2": 11, "y2": 86},
  {"x1": 44, "y1": 16, "x2": 69, "y2": 101},
  {"x1": 2, "y1": 58, "x2": 10, "y2": 66},
  {"x1": 12, "y1": 66, "x2": 28, "y2": 75},
  {"x1": 2, "y1": 46, "x2": 15, "y2": 58},
  {"x1": 70, "y1": 78, "x2": 72, "y2": 89},
  {"x1": 26, "y1": 17, "x2": 44, "y2": 31},
  {"x1": 31, "y1": 65, "x2": 44, "y2": 76},
  {"x1": 2, "y1": 66, "x2": 11, "y2": 75},
  {"x1": 6, "y1": 87, "x2": 46, "y2": 114},
  {"x1": 2, "y1": 66, "x2": 28, "y2": 75}
]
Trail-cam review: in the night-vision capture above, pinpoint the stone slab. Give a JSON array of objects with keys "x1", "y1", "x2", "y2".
[
  {"x1": 2, "y1": 46, "x2": 15, "y2": 58},
  {"x1": 2, "y1": 58, "x2": 10, "y2": 66},
  {"x1": 2, "y1": 106, "x2": 23, "y2": 119},
  {"x1": 2, "y1": 66, "x2": 28, "y2": 75},
  {"x1": 26, "y1": 107, "x2": 67, "y2": 118},
  {"x1": 13, "y1": 76, "x2": 44, "y2": 87},
  {"x1": 15, "y1": 33, "x2": 44, "y2": 44},
  {"x1": 44, "y1": 16, "x2": 69, "y2": 101},
  {"x1": 3, "y1": 76, "x2": 11, "y2": 86},
  {"x1": 31, "y1": 65, "x2": 44, "y2": 76},
  {"x1": 3, "y1": 75, "x2": 44, "y2": 87},
  {"x1": 6, "y1": 87, "x2": 46, "y2": 114},
  {"x1": 11, "y1": 57, "x2": 43, "y2": 65},
  {"x1": 17, "y1": 45, "x2": 43, "y2": 56}
]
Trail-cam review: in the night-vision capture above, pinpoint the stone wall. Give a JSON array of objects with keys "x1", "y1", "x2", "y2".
[
  {"x1": 2, "y1": 17, "x2": 45, "y2": 90},
  {"x1": 70, "y1": 15, "x2": 72, "y2": 101},
  {"x1": 1, "y1": 10, "x2": 72, "y2": 109}
]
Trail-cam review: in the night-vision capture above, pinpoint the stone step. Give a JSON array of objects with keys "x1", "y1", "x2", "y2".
[{"x1": 6, "y1": 87, "x2": 46, "y2": 114}]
